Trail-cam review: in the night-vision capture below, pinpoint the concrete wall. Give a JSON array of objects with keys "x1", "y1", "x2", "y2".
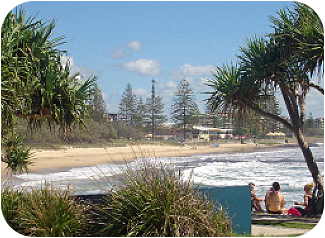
[{"x1": 199, "y1": 185, "x2": 251, "y2": 234}]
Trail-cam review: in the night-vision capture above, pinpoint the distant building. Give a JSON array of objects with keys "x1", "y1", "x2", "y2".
[
  {"x1": 197, "y1": 113, "x2": 234, "y2": 129},
  {"x1": 103, "y1": 113, "x2": 118, "y2": 122},
  {"x1": 192, "y1": 126, "x2": 233, "y2": 142},
  {"x1": 315, "y1": 118, "x2": 324, "y2": 129}
]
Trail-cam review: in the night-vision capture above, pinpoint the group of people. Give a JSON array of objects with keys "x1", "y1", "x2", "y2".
[{"x1": 250, "y1": 181, "x2": 314, "y2": 215}]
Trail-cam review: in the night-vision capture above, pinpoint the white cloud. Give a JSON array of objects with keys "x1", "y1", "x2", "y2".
[
  {"x1": 157, "y1": 80, "x2": 177, "y2": 97},
  {"x1": 171, "y1": 64, "x2": 214, "y2": 80},
  {"x1": 109, "y1": 47, "x2": 130, "y2": 59},
  {"x1": 127, "y1": 40, "x2": 142, "y2": 52},
  {"x1": 133, "y1": 88, "x2": 149, "y2": 98},
  {"x1": 118, "y1": 58, "x2": 162, "y2": 76},
  {"x1": 109, "y1": 40, "x2": 142, "y2": 59}
]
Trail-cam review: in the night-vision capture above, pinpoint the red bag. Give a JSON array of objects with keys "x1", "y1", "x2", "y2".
[{"x1": 288, "y1": 207, "x2": 302, "y2": 216}]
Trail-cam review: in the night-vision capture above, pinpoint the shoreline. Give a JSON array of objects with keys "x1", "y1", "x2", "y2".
[{"x1": 1, "y1": 142, "x2": 296, "y2": 178}]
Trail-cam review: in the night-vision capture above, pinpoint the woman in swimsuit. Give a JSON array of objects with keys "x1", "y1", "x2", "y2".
[
  {"x1": 265, "y1": 182, "x2": 286, "y2": 214},
  {"x1": 293, "y1": 183, "x2": 313, "y2": 216}
]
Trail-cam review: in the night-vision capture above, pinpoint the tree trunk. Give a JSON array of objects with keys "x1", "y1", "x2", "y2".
[
  {"x1": 245, "y1": 100, "x2": 324, "y2": 195},
  {"x1": 295, "y1": 131, "x2": 324, "y2": 194},
  {"x1": 280, "y1": 84, "x2": 323, "y2": 195},
  {"x1": 183, "y1": 107, "x2": 186, "y2": 141}
]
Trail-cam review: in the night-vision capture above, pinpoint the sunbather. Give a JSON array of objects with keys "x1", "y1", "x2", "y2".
[
  {"x1": 249, "y1": 182, "x2": 265, "y2": 212},
  {"x1": 265, "y1": 182, "x2": 286, "y2": 214},
  {"x1": 293, "y1": 183, "x2": 313, "y2": 216}
]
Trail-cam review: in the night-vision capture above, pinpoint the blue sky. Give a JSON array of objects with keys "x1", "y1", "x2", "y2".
[{"x1": 2, "y1": 1, "x2": 324, "y2": 118}]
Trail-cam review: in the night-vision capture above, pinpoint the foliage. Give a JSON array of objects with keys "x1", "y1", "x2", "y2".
[
  {"x1": 99, "y1": 161, "x2": 232, "y2": 237},
  {"x1": 133, "y1": 97, "x2": 148, "y2": 129},
  {"x1": 206, "y1": 2, "x2": 324, "y2": 192},
  {"x1": 171, "y1": 79, "x2": 199, "y2": 139},
  {"x1": 1, "y1": 188, "x2": 23, "y2": 232},
  {"x1": 1, "y1": 8, "x2": 95, "y2": 172},
  {"x1": 1, "y1": 8, "x2": 95, "y2": 131},
  {"x1": 2, "y1": 163, "x2": 232, "y2": 237},
  {"x1": 118, "y1": 83, "x2": 137, "y2": 126},
  {"x1": 118, "y1": 81, "x2": 167, "y2": 138},
  {"x1": 112, "y1": 120, "x2": 144, "y2": 140},
  {"x1": 1, "y1": 134, "x2": 33, "y2": 173},
  {"x1": 269, "y1": 2, "x2": 324, "y2": 78},
  {"x1": 1, "y1": 8, "x2": 36, "y2": 136},
  {"x1": 1, "y1": 186, "x2": 88, "y2": 237},
  {"x1": 145, "y1": 79, "x2": 167, "y2": 138},
  {"x1": 145, "y1": 95, "x2": 166, "y2": 131},
  {"x1": 89, "y1": 82, "x2": 107, "y2": 122}
]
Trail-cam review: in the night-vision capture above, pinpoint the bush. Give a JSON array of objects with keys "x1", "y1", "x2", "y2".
[
  {"x1": 1, "y1": 188, "x2": 23, "y2": 232},
  {"x1": 2, "y1": 163, "x2": 233, "y2": 237},
  {"x1": 99, "y1": 161, "x2": 233, "y2": 237},
  {"x1": 1, "y1": 134, "x2": 33, "y2": 173},
  {"x1": 1, "y1": 186, "x2": 88, "y2": 237}
]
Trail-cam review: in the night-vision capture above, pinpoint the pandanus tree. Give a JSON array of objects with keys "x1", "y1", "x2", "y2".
[
  {"x1": 207, "y1": 3, "x2": 324, "y2": 194},
  {"x1": 1, "y1": 9, "x2": 95, "y2": 172}
]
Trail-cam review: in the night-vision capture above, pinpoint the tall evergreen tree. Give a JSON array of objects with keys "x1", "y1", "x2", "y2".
[
  {"x1": 89, "y1": 82, "x2": 106, "y2": 121},
  {"x1": 134, "y1": 97, "x2": 147, "y2": 130},
  {"x1": 118, "y1": 83, "x2": 137, "y2": 126},
  {"x1": 171, "y1": 79, "x2": 198, "y2": 140},
  {"x1": 145, "y1": 79, "x2": 166, "y2": 140}
]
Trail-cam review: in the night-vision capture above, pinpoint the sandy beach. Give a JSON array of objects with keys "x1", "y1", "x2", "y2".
[{"x1": 1, "y1": 143, "x2": 276, "y2": 176}]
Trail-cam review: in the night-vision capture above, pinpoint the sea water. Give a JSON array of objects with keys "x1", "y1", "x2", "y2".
[{"x1": 9, "y1": 144, "x2": 324, "y2": 209}]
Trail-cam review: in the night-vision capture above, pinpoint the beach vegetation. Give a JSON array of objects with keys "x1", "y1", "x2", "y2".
[
  {"x1": 1, "y1": 134, "x2": 33, "y2": 173},
  {"x1": 97, "y1": 161, "x2": 233, "y2": 236},
  {"x1": 206, "y1": 2, "x2": 324, "y2": 193},
  {"x1": 1, "y1": 8, "x2": 96, "y2": 172},
  {"x1": 2, "y1": 164, "x2": 232, "y2": 237},
  {"x1": 1, "y1": 186, "x2": 88, "y2": 237}
]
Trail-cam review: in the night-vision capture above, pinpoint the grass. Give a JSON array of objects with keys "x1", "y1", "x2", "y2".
[
  {"x1": 95, "y1": 161, "x2": 233, "y2": 236},
  {"x1": 252, "y1": 220, "x2": 316, "y2": 230},
  {"x1": 1, "y1": 162, "x2": 233, "y2": 237},
  {"x1": 24, "y1": 139, "x2": 184, "y2": 150},
  {"x1": 1, "y1": 185, "x2": 89, "y2": 237}
]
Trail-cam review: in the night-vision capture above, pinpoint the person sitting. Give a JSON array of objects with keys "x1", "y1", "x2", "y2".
[
  {"x1": 293, "y1": 183, "x2": 313, "y2": 216},
  {"x1": 249, "y1": 182, "x2": 265, "y2": 212},
  {"x1": 265, "y1": 182, "x2": 286, "y2": 214}
]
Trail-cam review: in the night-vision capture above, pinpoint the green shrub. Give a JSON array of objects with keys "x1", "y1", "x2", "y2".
[
  {"x1": 1, "y1": 135, "x2": 33, "y2": 173},
  {"x1": 1, "y1": 186, "x2": 88, "y2": 237},
  {"x1": 1, "y1": 188, "x2": 23, "y2": 232},
  {"x1": 99, "y1": 161, "x2": 233, "y2": 237}
]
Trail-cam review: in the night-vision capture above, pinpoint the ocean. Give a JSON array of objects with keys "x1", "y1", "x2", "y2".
[{"x1": 9, "y1": 143, "x2": 324, "y2": 210}]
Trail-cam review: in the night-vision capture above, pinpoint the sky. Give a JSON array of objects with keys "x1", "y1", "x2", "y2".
[{"x1": 1, "y1": 0, "x2": 324, "y2": 119}]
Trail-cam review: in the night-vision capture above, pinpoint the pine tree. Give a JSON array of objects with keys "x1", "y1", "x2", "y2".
[
  {"x1": 171, "y1": 79, "x2": 198, "y2": 140},
  {"x1": 89, "y1": 82, "x2": 107, "y2": 122},
  {"x1": 134, "y1": 97, "x2": 147, "y2": 130},
  {"x1": 118, "y1": 83, "x2": 137, "y2": 126},
  {"x1": 145, "y1": 79, "x2": 166, "y2": 139}
]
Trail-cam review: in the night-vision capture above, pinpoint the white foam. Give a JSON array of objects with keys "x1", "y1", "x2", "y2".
[{"x1": 10, "y1": 145, "x2": 324, "y2": 208}]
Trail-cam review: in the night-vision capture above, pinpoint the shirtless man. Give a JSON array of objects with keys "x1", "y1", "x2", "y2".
[
  {"x1": 265, "y1": 182, "x2": 286, "y2": 214},
  {"x1": 249, "y1": 182, "x2": 265, "y2": 212}
]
